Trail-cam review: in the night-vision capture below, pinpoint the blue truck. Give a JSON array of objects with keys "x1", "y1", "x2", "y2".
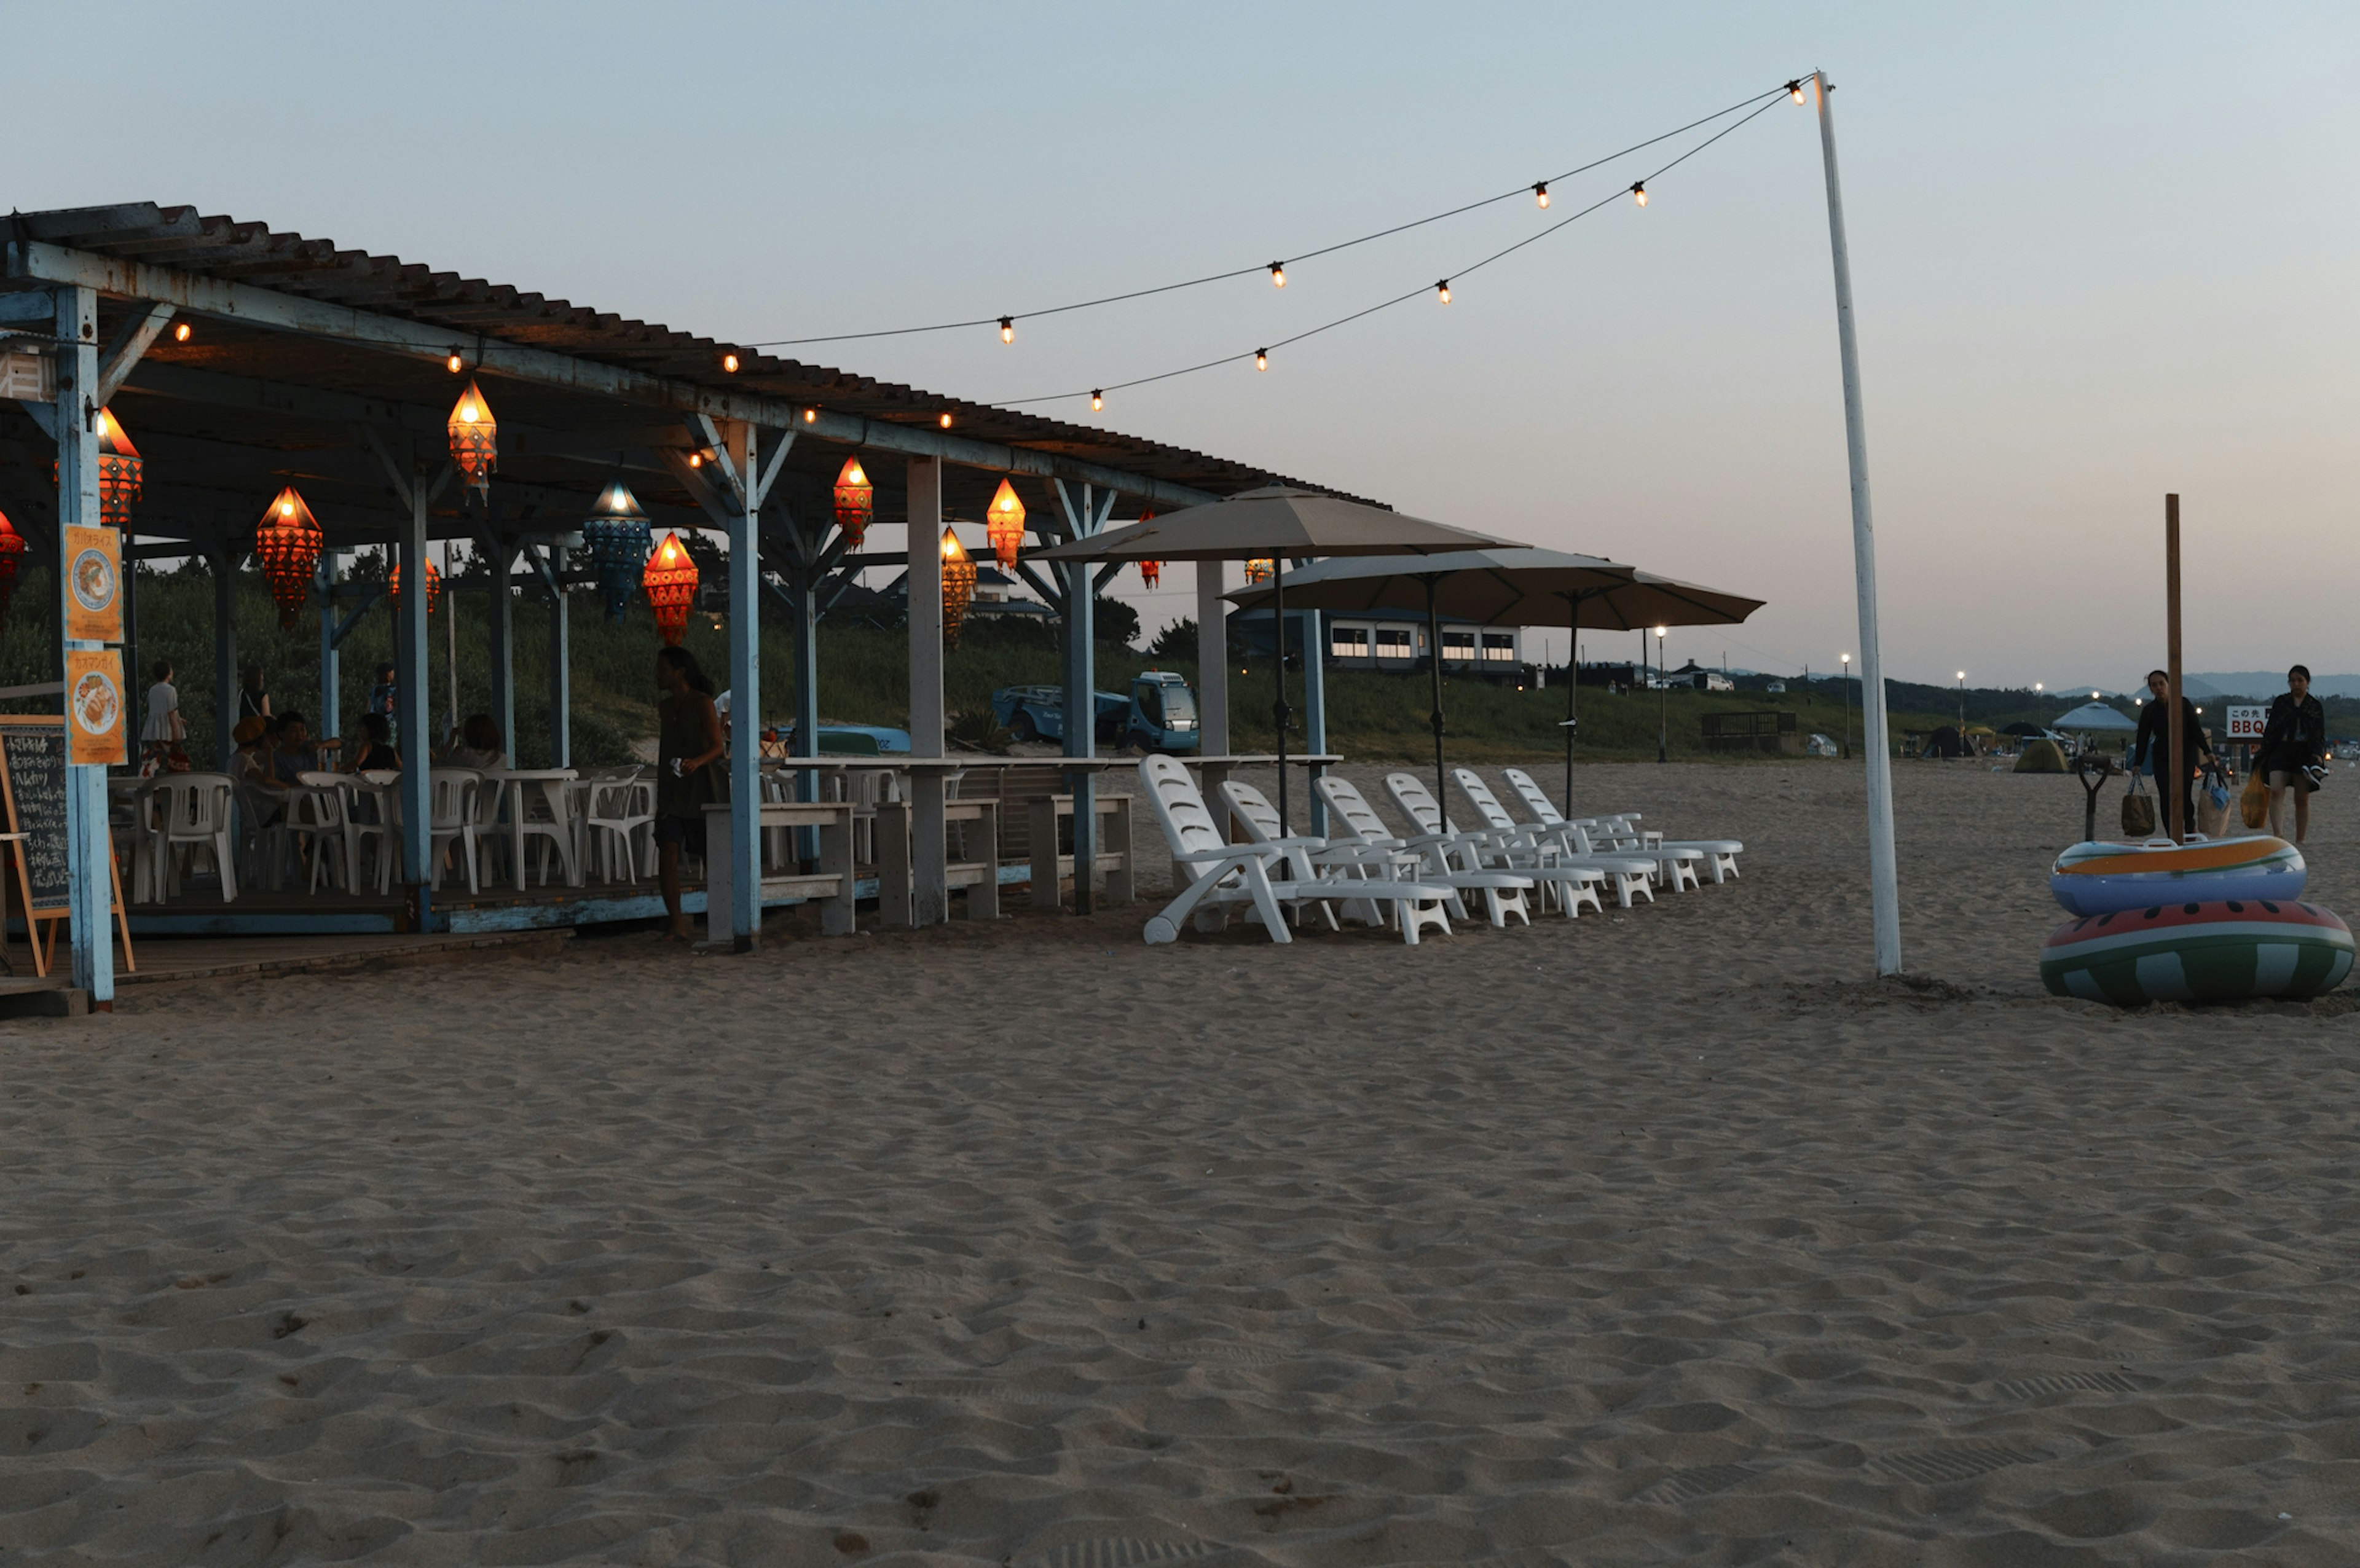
[{"x1": 991, "y1": 672, "x2": 1200, "y2": 752}]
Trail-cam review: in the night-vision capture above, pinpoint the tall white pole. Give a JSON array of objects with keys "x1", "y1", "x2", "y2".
[{"x1": 1815, "y1": 69, "x2": 1903, "y2": 974}]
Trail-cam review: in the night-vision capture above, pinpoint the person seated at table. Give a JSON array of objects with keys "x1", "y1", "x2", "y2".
[
  {"x1": 439, "y1": 714, "x2": 505, "y2": 770},
  {"x1": 346, "y1": 711, "x2": 401, "y2": 774},
  {"x1": 267, "y1": 710, "x2": 334, "y2": 786},
  {"x1": 227, "y1": 715, "x2": 273, "y2": 789}
]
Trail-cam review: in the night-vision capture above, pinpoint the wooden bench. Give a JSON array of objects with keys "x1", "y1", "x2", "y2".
[
  {"x1": 701, "y1": 800, "x2": 858, "y2": 944},
  {"x1": 954, "y1": 763, "x2": 1135, "y2": 912},
  {"x1": 875, "y1": 796, "x2": 999, "y2": 924}
]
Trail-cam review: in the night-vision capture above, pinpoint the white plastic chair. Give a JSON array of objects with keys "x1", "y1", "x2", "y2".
[
  {"x1": 155, "y1": 774, "x2": 238, "y2": 902},
  {"x1": 1315, "y1": 774, "x2": 1535, "y2": 927},
  {"x1": 1217, "y1": 778, "x2": 1456, "y2": 943},
  {"x1": 347, "y1": 771, "x2": 399, "y2": 894},
  {"x1": 1388, "y1": 771, "x2": 1618, "y2": 914},
  {"x1": 582, "y1": 772, "x2": 653, "y2": 882},
  {"x1": 1500, "y1": 767, "x2": 1744, "y2": 885},
  {"x1": 1442, "y1": 769, "x2": 1662, "y2": 909},
  {"x1": 1137, "y1": 755, "x2": 1307, "y2": 943},
  {"x1": 425, "y1": 769, "x2": 482, "y2": 894},
  {"x1": 489, "y1": 769, "x2": 580, "y2": 889},
  {"x1": 288, "y1": 771, "x2": 356, "y2": 893}
]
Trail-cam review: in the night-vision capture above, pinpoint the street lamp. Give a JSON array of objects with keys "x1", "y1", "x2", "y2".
[
  {"x1": 1841, "y1": 653, "x2": 1853, "y2": 759},
  {"x1": 1656, "y1": 625, "x2": 1669, "y2": 763},
  {"x1": 1956, "y1": 670, "x2": 1967, "y2": 734}
]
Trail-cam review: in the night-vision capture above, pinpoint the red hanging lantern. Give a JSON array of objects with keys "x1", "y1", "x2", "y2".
[
  {"x1": 388, "y1": 558, "x2": 442, "y2": 616},
  {"x1": 0, "y1": 507, "x2": 25, "y2": 627},
  {"x1": 940, "y1": 527, "x2": 975, "y2": 646},
  {"x1": 95, "y1": 407, "x2": 143, "y2": 526},
  {"x1": 643, "y1": 530, "x2": 699, "y2": 646},
  {"x1": 447, "y1": 380, "x2": 497, "y2": 495},
  {"x1": 1245, "y1": 557, "x2": 1275, "y2": 586},
  {"x1": 1138, "y1": 559, "x2": 1161, "y2": 590},
  {"x1": 832, "y1": 457, "x2": 874, "y2": 549},
  {"x1": 253, "y1": 486, "x2": 324, "y2": 629},
  {"x1": 986, "y1": 479, "x2": 1025, "y2": 571}
]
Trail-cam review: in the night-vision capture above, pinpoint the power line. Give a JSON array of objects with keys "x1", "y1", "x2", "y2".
[
  {"x1": 745, "y1": 82, "x2": 1798, "y2": 350},
  {"x1": 989, "y1": 92, "x2": 1793, "y2": 410}
]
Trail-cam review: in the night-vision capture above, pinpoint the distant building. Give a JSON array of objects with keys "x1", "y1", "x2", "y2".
[{"x1": 1232, "y1": 609, "x2": 1519, "y2": 672}]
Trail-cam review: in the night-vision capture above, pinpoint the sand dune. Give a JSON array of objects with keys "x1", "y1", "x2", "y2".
[{"x1": 5, "y1": 760, "x2": 2359, "y2": 1564}]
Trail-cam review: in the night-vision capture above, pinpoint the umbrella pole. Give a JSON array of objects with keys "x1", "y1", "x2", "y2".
[
  {"x1": 1426, "y1": 578, "x2": 1447, "y2": 813},
  {"x1": 1272, "y1": 564, "x2": 1291, "y2": 839},
  {"x1": 1563, "y1": 593, "x2": 1579, "y2": 810}
]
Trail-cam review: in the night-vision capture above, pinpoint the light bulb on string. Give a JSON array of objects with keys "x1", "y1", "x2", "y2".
[
  {"x1": 1789, "y1": 79, "x2": 1807, "y2": 104},
  {"x1": 1090, "y1": 390, "x2": 1103, "y2": 411},
  {"x1": 173, "y1": 322, "x2": 191, "y2": 343},
  {"x1": 722, "y1": 353, "x2": 740, "y2": 372},
  {"x1": 1533, "y1": 182, "x2": 1549, "y2": 209},
  {"x1": 939, "y1": 413, "x2": 953, "y2": 428},
  {"x1": 1254, "y1": 349, "x2": 1268, "y2": 372},
  {"x1": 1632, "y1": 182, "x2": 1647, "y2": 206},
  {"x1": 1436, "y1": 280, "x2": 1451, "y2": 304},
  {"x1": 446, "y1": 353, "x2": 463, "y2": 373},
  {"x1": 1268, "y1": 262, "x2": 1286, "y2": 288},
  {"x1": 999, "y1": 316, "x2": 1014, "y2": 344},
  {"x1": 803, "y1": 407, "x2": 819, "y2": 423}
]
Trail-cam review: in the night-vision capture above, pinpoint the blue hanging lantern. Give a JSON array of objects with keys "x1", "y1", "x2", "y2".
[{"x1": 583, "y1": 479, "x2": 651, "y2": 622}]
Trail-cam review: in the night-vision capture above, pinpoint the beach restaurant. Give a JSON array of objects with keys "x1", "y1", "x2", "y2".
[{"x1": 1, "y1": 203, "x2": 1375, "y2": 1004}]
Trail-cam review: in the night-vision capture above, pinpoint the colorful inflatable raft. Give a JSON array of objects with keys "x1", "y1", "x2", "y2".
[
  {"x1": 2049, "y1": 836, "x2": 2305, "y2": 917},
  {"x1": 2042, "y1": 899, "x2": 2353, "y2": 1004}
]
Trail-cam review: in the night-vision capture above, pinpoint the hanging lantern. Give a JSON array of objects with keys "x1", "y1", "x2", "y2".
[
  {"x1": 1138, "y1": 560, "x2": 1161, "y2": 590},
  {"x1": 447, "y1": 380, "x2": 497, "y2": 495},
  {"x1": 95, "y1": 407, "x2": 143, "y2": 526},
  {"x1": 0, "y1": 508, "x2": 25, "y2": 627},
  {"x1": 388, "y1": 558, "x2": 442, "y2": 616},
  {"x1": 986, "y1": 479, "x2": 1026, "y2": 571},
  {"x1": 1245, "y1": 557, "x2": 1275, "y2": 585},
  {"x1": 253, "y1": 486, "x2": 324, "y2": 630},
  {"x1": 940, "y1": 527, "x2": 975, "y2": 646},
  {"x1": 583, "y1": 479, "x2": 652, "y2": 622},
  {"x1": 643, "y1": 530, "x2": 699, "y2": 646},
  {"x1": 832, "y1": 457, "x2": 874, "y2": 548}
]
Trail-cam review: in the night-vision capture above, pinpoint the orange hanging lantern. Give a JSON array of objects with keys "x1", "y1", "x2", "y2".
[
  {"x1": 986, "y1": 479, "x2": 1026, "y2": 571},
  {"x1": 388, "y1": 558, "x2": 441, "y2": 616},
  {"x1": 0, "y1": 507, "x2": 25, "y2": 627},
  {"x1": 1245, "y1": 557, "x2": 1275, "y2": 586},
  {"x1": 253, "y1": 486, "x2": 324, "y2": 629},
  {"x1": 832, "y1": 457, "x2": 874, "y2": 548},
  {"x1": 940, "y1": 526, "x2": 975, "y2": 646},
  {"x1": 1138, "y1": 559, "x2": 1161, "y2": 590},
  {"x1": 95, "y1": 407, "x2": 143, "y2": 526},
  {"x1": 447, "y1": 379, "x2": 497, "y2": 495},
  {"x1": 643, "y1": 530, "x2": 699, "y2": 646}
]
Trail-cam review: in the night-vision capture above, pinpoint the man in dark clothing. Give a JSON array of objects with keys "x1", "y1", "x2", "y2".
[
  {"x1": 2259, "y1": 664, "x2": 2327, "y2": 844},
  {"x1": 2131, "y1": 669, "x2": 2217, "y2": 837}
]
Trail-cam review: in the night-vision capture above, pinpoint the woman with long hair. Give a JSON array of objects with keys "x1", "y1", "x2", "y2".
[
  {"x1": 2259, "y1": 664, "x2": 2327, "y2": 844},
  {"x1": 653, "y1": 645, "x2": 726, "y2": 941}
]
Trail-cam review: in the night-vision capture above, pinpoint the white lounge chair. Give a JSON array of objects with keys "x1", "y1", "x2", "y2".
[
  {"x1": 1218, "y1": 778, "x2": 1458, "y2": 943},
  {"x1": 1313, "y1": 774, "x2": 1535, "y2": 928},
  {"x1": 1386, "y1": 771, "x2": 1615, "y2": 915},
  {"x1": 1454, "y1": 769, "x2": 1699, "y2": 898},
  {"x1": 1136, "y1": 756, "x2": 1451, "y2": 946},
  {"x1": 1501, "y1": 767, "x2": 1745, "y2": 885}
]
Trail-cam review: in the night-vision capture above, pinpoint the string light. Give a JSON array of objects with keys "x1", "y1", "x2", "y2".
[
  {"x1": 746, "y1": 84, "x2": 1794, "y2": 351},
  {"x1": 999, "y1": 316, "x2": 1014, "y2": 343},
  {"x1": 446, "y1": 353, "x2": 463, "y2": 373},
  {"x1": 1632, "y1": 182, "x2": 1647, "y2": 206},
  {"x1": 1436, "y1": 280, "x2": 1451, "y2": 304},
  {"x1": 1090, "y1": 390, "x2": 1103, "y2": 410},
  {"x1": 1255, "y1": 350, "x2": 1268, "y2": 372},
  {"x1": 804, "y1": 407, "x2": 819, "y2": 423},
  {"x1": 723, "y1": 353, "x2": 740, "y2": 372},
  {"x1": 173, "y1": 321, "x2": 191, "y2": 342},
  {"x1": 1789, "y1": 79, "x2": 1807, "y2": 104},
  {"x1": 939, "y1": 412, "x2": 953, "y2": 428}
]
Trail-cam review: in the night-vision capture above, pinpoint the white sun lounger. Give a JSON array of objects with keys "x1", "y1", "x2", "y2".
[
  {"x1": 1136, "y1": 756, "x2": 1453, "y2": 945},
  {"x1": 1309, "y1": 774, "x2": 1536, "y2": 928},
  {"x1": 1500, "y1": 767, "x2": 1744, "y2": 885},
  {"x1": 1460, "y1": 769, "x2": 1702, "y2": 895},
  {"x1": 1386, "y1": 772, "x2": 1615, "y2": 916},
  {"x1": 1218, "y1": 779, "x2": 1459, "y2": 943}
]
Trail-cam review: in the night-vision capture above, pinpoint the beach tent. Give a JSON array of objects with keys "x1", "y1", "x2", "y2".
[
  {"x1": 2054, "y1": 701, "x2": 2137, "y2": 734},
  {"x1": 1926, "y1": 725, "x2": 1971, "y2": 759},
  {"x1": 2014, "y1": 739, "x2": 2069, "y2": 773}
]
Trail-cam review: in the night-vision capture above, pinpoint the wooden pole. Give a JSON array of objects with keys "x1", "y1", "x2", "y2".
[{"x1": 2166, "y1": 493, "x2": 2184, "y2": 844}]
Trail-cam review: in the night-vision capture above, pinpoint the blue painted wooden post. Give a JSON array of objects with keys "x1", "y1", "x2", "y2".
[
  {"x1": 1302, "y1": 608, "x2": 1328, "y2": 834},
  {"x1": 213, "y1": 542, "x2": 236, "y2": 770},
  {"x1": 792, "y1": 561, "x2": 820, "y2": 864},
  {"x1": 547, "y1": 541, "x2": 570, "y2": 768},
  {"x1": 726, "y1": 422, "x2": 761, "y2": 949},
  {"x1": 399, "y1": 466, "x2": 432, "y2": 917},
  {"x1": 1053, "y1": 482, "x2": 1113, "y2": 915},
  {"x1": 316, "y1": 547, "x2": 339, "y2": 743},
  {"x1": 484, "y1": 540, "x2": 514, "y2": 764},
  {"x1": 53, "y1": 285, "x2": 113, "y2": 1002}
]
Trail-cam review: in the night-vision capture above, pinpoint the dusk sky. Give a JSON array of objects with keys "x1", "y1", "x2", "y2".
[{"x1": 12, "y1": 2, "x2": 2353, "y2": 689}]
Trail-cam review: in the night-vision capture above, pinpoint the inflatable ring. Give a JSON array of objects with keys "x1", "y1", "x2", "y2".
[
  {"x1": 2049, "y1": 836, "x2": 2303, "y2": 916},
  {"x1": 2042, "y1": 898, "x2": 2353, "y2": 1005}
]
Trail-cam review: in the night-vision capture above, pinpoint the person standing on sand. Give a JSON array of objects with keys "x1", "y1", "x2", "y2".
[
  {"x1": 2131, "y1": 669, "x2": 2216, "y2": 838},
  {"x1": 2259, "y1": 664, "x2": 2327, "y2": 845},
  {"x1": 653, "y1": 645, "x2": 726, "y2": 942}
]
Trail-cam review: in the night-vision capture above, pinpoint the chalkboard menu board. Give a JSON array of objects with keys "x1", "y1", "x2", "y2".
[{"x1": 0, "y1": 716, "x2": 69, "y2": 916}]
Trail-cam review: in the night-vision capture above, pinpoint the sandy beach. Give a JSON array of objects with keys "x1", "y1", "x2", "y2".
[{"x1": 7, "y1": 758, "x2": 2360, "y2": 1566}]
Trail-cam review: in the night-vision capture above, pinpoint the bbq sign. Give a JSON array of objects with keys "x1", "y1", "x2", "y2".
[{"x1": 2225, "y1": 705, "x2": 2267, "y2": 742}]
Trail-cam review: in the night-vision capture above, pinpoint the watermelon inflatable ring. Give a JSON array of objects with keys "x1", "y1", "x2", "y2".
[
  {"x1": 2050, "y1": 836, "x2": 2304, "y2": 917},
  {"x1": 2042, "y1": 899, "x2": 2353, "y2": 1005}
]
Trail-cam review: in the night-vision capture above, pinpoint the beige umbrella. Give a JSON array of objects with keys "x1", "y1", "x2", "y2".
[
  {"x1": 1033, "y1": 485, "x2": 1523, "y2": 834},
  {"x1": 1229, "y1": 549, "x2": 1761, "y2": 806}
]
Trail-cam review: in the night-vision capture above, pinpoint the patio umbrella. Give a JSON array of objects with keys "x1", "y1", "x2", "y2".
[
  {"x1": 1228, "y1": 547, "x2": 1761, "y2": 812},
  {"x1": 1032, "y1": 485, "x2": 1520, "y2": 835}
]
